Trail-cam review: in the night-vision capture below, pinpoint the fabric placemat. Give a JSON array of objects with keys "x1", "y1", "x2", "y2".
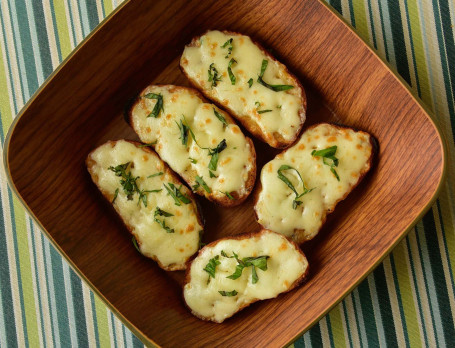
[{"x1": 0, "y1": 0, "x2": 453, "y2": 347}]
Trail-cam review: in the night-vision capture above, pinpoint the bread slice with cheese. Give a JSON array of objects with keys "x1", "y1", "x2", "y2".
[
  {"x1": 180, "y1": 30, "x2": 306, "y2": 149},
  {"x1": 183, "y1": 229, "x2": 308, "y2": 323},
  {"x1": 128, "y1": 85, "x2": 256, "y2": 207},
  {"x1": 86, "y1": 140, "x2": 203, "y2": 271},
  {"x1": 255, "y1": 123, "x2": 374, "y2": 243}
]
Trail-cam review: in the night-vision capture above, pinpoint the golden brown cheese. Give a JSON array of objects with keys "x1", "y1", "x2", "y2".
[
  {"x1": 129, "y1": 85, "x2": 256, "y2": 206},
  {"x1": 181, "y1": 30, "x2": 306, "y2": 148},
  {"x1": 183, "y1": 230, "x2": 308, "y2": 323},
  {"x1": 255, "y1": 124, "x2": 374, "y2": 243},
  {"x1": 86, "y1": 140, "x2": 203, "y2": 270}
]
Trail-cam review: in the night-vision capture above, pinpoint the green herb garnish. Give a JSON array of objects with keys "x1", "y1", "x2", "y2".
[
  {"x1": 221, "y1": 38, "x2": 233, "y2": 58},
  {"x1": 198, "y1": 230, "x2": 206, "y2": 249},
  {"x1": 147, "y1": 172, "x2": 163, "y2": 178},
  {"x1": 219, "y1": 290, "x2": 238, "y2": 297},
  {"x1": 204, "y1": 255, "x2": 221, "y2": 283},
  {"x1": 189, "y1": 157, "x2": 197, "y2": 164},
  {"x1": 255, "y1": 101, "x2": 272, "y2": 114},
  {"x1": 137, "y1": 189, "x2": 161, "y2": 207},
  {"x1": 257, "y1": 59, "x2": 294, "y2": 92},
  {"x1": 154, "y1": 207, "x2": 174, "y2": 233},
  {"x1": 213, "y1": 108, "x2": 228, "y2": 128},
  {"x1": 248, "y1": 78, "x2": 253, "y2": 88},
  {"x1": 209, "y1": 170, "x2": 217, "y2": 178},
  {"x1": 228, "y1": 58, "x2": 237, "y2": 85},
  {"x1": 223, "y1": 191, "x2": 234, "y2": 200},
  {"x1": 138, "y1": 141, "x2": 157, "y2": 147},
  {"x1": 108, "y1": 162, "x2": 138, "y2": 200},
  {"x1": 224, "y1": 251, "x2": 270, "y2": 284},
  {"x1": 193, "y1": 176, "x2": 211, "y2": 193},
  {"x1": 144, "y1": 93, "x2": 164, "y2": 118},
  {"x1": 208, "y1": 139, "x2": 227, "y2": 171},
  {"x1": 176, "y1": 119, "x2": 190, "y2": 146},
  {"x1": 112, "y1": 188, "x2": 119, "y2": 203},
  {"x1": 208, "y1": 63, "x2": 222, "y2": 87},
  {"x1": 258, "y1": 109, "x2": 272, "y2": 114},
  {"x1": 163, "y1": 183, "x2": 191, "y2": 206},
  {"x1": 132, "y1": 236, "x2": 141, "y2": 253},
  {"x1": 311, "y1": 146, "x2": 340, "y2": 181},
  {"x1": 277, "y1": 165, "x2": 315, "y2": 209}
]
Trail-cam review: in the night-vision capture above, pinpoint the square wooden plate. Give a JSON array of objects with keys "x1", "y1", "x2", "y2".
[{"x1": 4, "y1": 0, "x2": 446, "y2": 346}]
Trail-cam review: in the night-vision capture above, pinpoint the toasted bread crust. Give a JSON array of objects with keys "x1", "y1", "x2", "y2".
[
  {"x1": 128, "y1": 84, "x2": 257, "y2": 207},
  {"x1": 183, "y1": 229, "x2": 309, "y2": 322},
  {"x1": 180, "y1": 30, "x2": 307, "y2": 149},
  {"x1": 254, "y1": 123, "x2": 375, "y2": 244},
  {"x1": 86, "y1": 140, "x2": 204, "y2": 271}
]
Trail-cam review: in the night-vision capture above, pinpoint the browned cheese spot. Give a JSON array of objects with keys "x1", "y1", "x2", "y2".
[
  {"x1": 220, "y1": 157, "x2": 232, "y2": 166},
  {"x1": 327, "y1": 136, "x2": 337, "y2": 142},
  {"x1": 298, "y1": 144, "x2": 305, "y2": 150},
  {"x1": 186, "y1": 224, "x2": 195, "y2": 233},
  {"x1": 142, "y1": 155, "x2": 148, "y2": 162},
  {"x1": 279, "y1": 242, "x2": 288, "y2": 251},
  {"x1": 202, "y1": 104, "x2": 210, "y2": 110}
]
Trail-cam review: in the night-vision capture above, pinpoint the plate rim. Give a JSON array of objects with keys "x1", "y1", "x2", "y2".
[{"x1": 2, "y1": 0, "x2": 448, "y2": 346}]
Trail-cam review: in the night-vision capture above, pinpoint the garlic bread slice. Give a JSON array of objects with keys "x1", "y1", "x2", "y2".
[
  {"x1": 255, "y1": 124, "x2": 374, "y2": 243},
  {"x1": 86, "y1": 140, "x2": 203, "y2": 271},
  {"x1": 129, "y1": 85, "x2": 256, "y2": 206},
  {"x1": 183, "y1": 229, "x2": 308, "y2": 323},
  {"x1": 181, "y1": 30, "x2": 306, "y2": 148}
]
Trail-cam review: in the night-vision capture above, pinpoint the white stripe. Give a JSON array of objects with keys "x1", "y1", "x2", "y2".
[
  {"x1": 125, "y1": 329, "x2": 134, "y2": 348},
  {"x1": 367, "y1": 276, "x2": 387, "y2": 348},
  {"x1": 378, "y1": 0, "x2": 397, "y2": 68},
  {"x1": 0, "y1": 154, "x2": 25, "y2": 348},
  {"x1": 398, "y1": 0, "x2": 417, "y2": 89},
  {"x1": 415, "y1": 221, "x2": 447, "y2": 346},
  {"x1": 382, "y1": 257, "x2": 406, "y2": 346},
  {"x1": 63, "y1": 261, "x2": 78, "y2": 348},
  {"x1": 25, "y1": 217, "x2": 44, "y2": 348},
  {"x1": 114, "y1": 314, "x2": 125, "y2": 348},
  {"x1": 0, "y1": 0, "x2": 25, "y2": 109},
  {"x1": 95, "y1": 0, "x2": 104, "y2": 22},
  {"x1": 303, "y1": 329, "x2": 312, "y2": 347},
  {"x1": 42, "y1": 0, "x2": 60, "y2": 68},
  {"x1": 404, "y1": 231, "x2": 432, "y2": 346},
  {"x1": 343, "y1": 294, "x2": 361, "y2": 347},
  {"x1": 318, "y1": 317, "x2": 331, "y2": 347},
  {"x1": 107, "y1": 310, "x2": 116, "y2": 348},
  {"x1": 338, "y1": 302, "x2": 351, "y2": 348},
  {"x1": 364, "y1": 0, "x2": 376, "y2": 47},
  {"x1": 82, "y1": 283, "x2": 97, "y2": 348},
  {"x1": 340, "y1": 0, "x2": 352, "y2": 25},
  {"x1": 69, "y1": 0, "x2": 84, "y2": 45},
  {"x1": 353, "y1": 288, "x2": 368, "y2": 347},
  {"x1": 63, "y1": 0, "x2": 75, "y2": 49},
  {"x1": 408, "y1": 223, "x2": 437, "y2": 347},
  {"x1": 24, "y1": 0, "x2": 44, "y2": 85},
  {"x1": 369, "y1": 0, "x2": 387, "y2": 60},
  {"x1": 32, "y1": 223, "x2": 55, "y2": 348}
]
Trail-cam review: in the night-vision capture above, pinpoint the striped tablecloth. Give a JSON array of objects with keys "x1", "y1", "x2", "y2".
[{"x1": 0, "y1": 1, "x2": 454, "y2": 347}]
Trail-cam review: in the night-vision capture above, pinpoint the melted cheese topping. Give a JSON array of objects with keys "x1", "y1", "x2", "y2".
[
  {"x1": 184, "y1": 230, "x2": 308, "y2": 323},
  {"x1": 255, "y1": 124, "x2": 373, "y2": 242},
  {"x1": 181, "y1": 30, "x2": 304, "y2": 145},
  {"x1": 130, "y1": 86, "x2": 254, "y2": 199},
  {"x1": 87, "y1": 140, "x2": 202, "y2": 270}
]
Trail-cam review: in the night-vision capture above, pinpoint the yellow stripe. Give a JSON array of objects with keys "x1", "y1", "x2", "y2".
[
  {"x1": 94, "y1": 295, "x2": 111, "y2": 348},
  {"x1": 0, "y1": 23, "x2": 13, "y2": 130},
  {"x1": 328, "y1": 304, "x2": 347, "y2": 348},
  {"x1": 12, "y1": 197, "x2": 40, "y2": 346},
  {"x1": 391, "y1": 242, "x2": 422, "y2": 347},
  {"x1": 352, "y1": 0, "x2": 370, "y2": 42},
  {"x1": 103, "y1": 0, "x2": 113, "y2": 16},
  {"x1": 52, "y1": 0, "x2": 72, "y2": 58}
]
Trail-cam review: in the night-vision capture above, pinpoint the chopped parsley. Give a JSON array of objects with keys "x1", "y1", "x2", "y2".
[
  {"x1": 221, "y1": 38, "x2": 233, "y2": 58},
  {"x1": 208, "y1": 139, "x2": 227, "y2": 171},
  {"x1": 255, "y1": 101, "x2": 272, "y2": 114},
  {"x1": 138, "y1": 141, "x2": 157, "y2": 147},
  {"x1": 311, "y1": 146, "x2": 340, "y2": 181},
  {"x1": 154, "y1": 207, "x2": 174, "y2": 233},
  {"x1": 209, "y1": 170, "x2": 217, "y2": 178},
  {"x1": 193, "y1": 176, "x2": 211, "y2": 193},
  {"x1": 189, "y1": 157, "x2": 197, "y2": 164},
  {"x1": 219, "y1": 290, "x2": 238, "y2": 297},
  {"x1": 176, "y1": 119, "x2": 190, "y2": 146},
  {"x1": 143, "y1": 93, "x2": 164, "y2": 118},
  {"x1": 204, "y1": 255, "x2": 221, "y2": 283},
  {"x1": 137, "y1": 189, "x2": 161, "y2": 207},
  {"x1": 248, "y1": 78, "x2": 253, "y2": 88},
  {"x1": 112, "y1": 188, "x2": 119, "y2": 203},
  {"x1": 147, "y1": 172, "x2": 163, "y2": 178},
  {"x1": 228, "y1": 58, "x2": 237, "y2": 85},
  {"x1": 208, "y1": 63, "x2": 222, "y2": 87},
  {"x1": 223, "y1": 251, "x2": 270, "y2": 284},
  {"x1": 223, "y1": 191, "x2": 234, "y2": 200},
  {"x1": 257, "y1": 59, "x2": 294, "y2": 92},
  {"x1": 213, "y1": 108, "x2": 228, "y2": 128},
  {"x1": 277, "y1": 165, "x2": 315, "y2": 209},
  {"x1": 132, "y1": 236, "x2": 141, "y2": 253},
  {"x1": 163, "y1": 183, "x2": 191, "y2": 206}
]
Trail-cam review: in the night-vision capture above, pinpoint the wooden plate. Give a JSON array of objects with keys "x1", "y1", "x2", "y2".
[{"x1": 4, "y1": 0, "x2": 446, "y2": 347}]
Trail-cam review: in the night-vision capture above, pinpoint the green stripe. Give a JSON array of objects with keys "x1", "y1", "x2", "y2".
[
  {"x1": 0, "y1": 20, "x2": 13, "y2": 130},
  {"x1": 348, "y1": 0, "x2": 356, "y2": 27},
  {"x1": 357, "y1": 279, "x2": 380, "y2": 347},
  {"x1": 85, "y1": 0, "x2": 99, "y2": 31},
  {"x1": 341, "y1": 301, "x2": 354, "y2": 347},
  {"x1": 377, "y1": 0, "x2": 391, "y2": 62},
  {"x1": 392, "y1": 242, "x2": 423, "y2": 347},
  {"x1": 330, "y1": 0, "x2": 342, "y2": 14},
  {"x1": 351, "y1": 0, "x2": 370, "y2": 42},
  {"x1": 309, "y1": 322, "x2": 322, "y2": 347},
  {"x1": 373, "y1": 264, "x2": 399, "y2": 346},
  {"x1": 31, "y1": 0, "x2": 53, "y2": 78},
  {"x1": 366, "y1": 0, "x2": 377, "y2": 49},
  {"x1": 52, "y1": 0, "x2": 72, "y2": 58},
  {"x1": 94, "y1": 295, "x2": 111, "y2": 348},
  {"x1": 387, "y1": 0, "x2": 412, "y2": 84},
  {"x1": 70, "y1": 270, "x2": 89, "y2": 346},
  {"x1": 328, "y1": 304, "x2": 346, "y2": 348}
]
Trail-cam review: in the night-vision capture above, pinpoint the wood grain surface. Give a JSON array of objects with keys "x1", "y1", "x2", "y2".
[{"x1": 5, "y1": 0, "x2": 445, "y2": 347}]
